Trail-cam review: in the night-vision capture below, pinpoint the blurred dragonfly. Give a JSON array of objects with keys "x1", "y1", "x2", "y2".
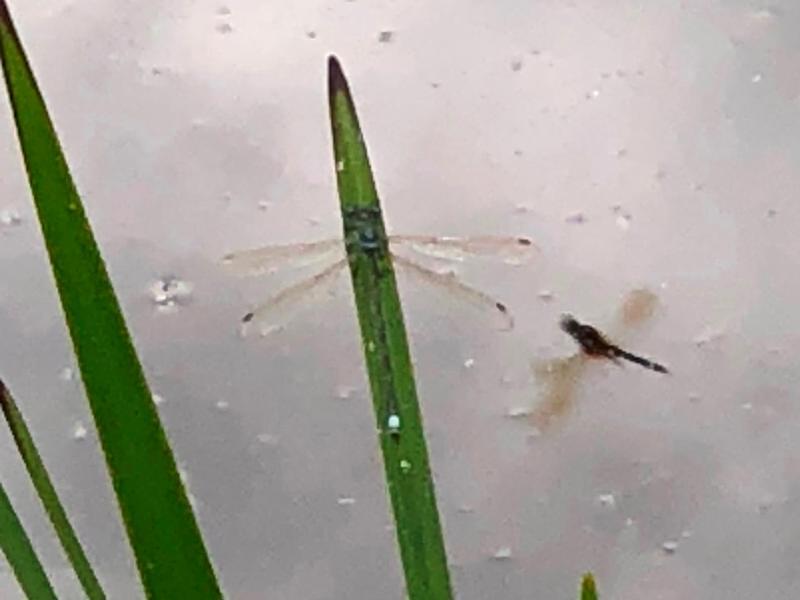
[
  {"x1": 530, "y1": 288, "x2": 668, "y2": 432},
  {"x1": 222, "y1": 234, "x2": 536, "y2": 336}
]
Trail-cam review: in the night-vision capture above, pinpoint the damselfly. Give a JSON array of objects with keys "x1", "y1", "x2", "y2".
[{"x1": 222, "y1": 234, "x2": 536, "y2": 336}]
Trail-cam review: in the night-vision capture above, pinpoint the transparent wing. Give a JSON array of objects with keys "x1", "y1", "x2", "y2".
[
  {"x1": 240, "y1": 258, "x2": 347, "y2": 337},
  {"x1": 529, "y1": 355, "x2": 587, "y2": 433},
  {"x1": 392, "y1": 253, "x2": 514, "y2": 331},
  {"x1": 390, "y1": 235, "x2": 537, "y2": 265},
  {"x1": 221, "y1": 238, "x2": 344, "y2": 276}
]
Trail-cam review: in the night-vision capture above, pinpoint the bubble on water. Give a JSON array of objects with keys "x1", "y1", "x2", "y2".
[
  {"x1": 492, "y1": 546, "x2": 513, "y2": 560},
  {"x1": 59, "y1": 367, "x2": 75, "y2": 382},
  {"x1": 741, "y1": 402, "x2": 753, "y2": 411},
  {"x1": 505, "y1": 406, "x2": 530, "y2": 419},
  {"x1": 0, "y1": 208, "x2": 22, "y2": 227},
  {"x1": 72, "y1": 421, "x2": 88, "y2": 440},
  {"x1": 256, "y1": 433, "x2": 279, "y2": 446},
  {"x1": 215, "y1": 400, "x2": 230, "y2": 411},
  {"x1": 337, "y1": 496, "x2": 356, "y2": 506},
  {"x1": 378, "y1": 30, "x2": 394, "y2": 43},
  {"x1": 586, "y1": 88, "x2": 600, "y2": 99},
  {"x1": 661, "y1": 540, "x2": 679, "y2": 554},
  {"x1": 463, "y1": 358, "x2": 475, "y2": 369},
  {"x1": 148, "y1": 277, "x2": 194, "y2": 311},
  {"x1": 612, "y1": 205, "x2": 632, "y2": 230},
  {"x1": 751, "y1": 72, "x2": 763, "y2": 83},
  {"x1": 596, "y1": 493, "x2": 616, "y2": 508},
  {"x1": 335, "y1": 385, "x2": 356, "y2": 400}
]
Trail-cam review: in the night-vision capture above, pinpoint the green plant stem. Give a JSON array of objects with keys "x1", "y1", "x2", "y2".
[
  {"x1": 0, "y1": 379, "x2": 106, "y2": 599},
  {"x1": 0, "y1": 3, "x2": 222, "y2": 597},
  {"x1": 327, "y1": 55, "x2": 453, "y2": 600}
]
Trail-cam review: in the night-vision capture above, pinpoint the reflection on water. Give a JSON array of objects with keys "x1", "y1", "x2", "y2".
[{"x1": 530, "y1": 288, "x2": 661, "y2": 432}]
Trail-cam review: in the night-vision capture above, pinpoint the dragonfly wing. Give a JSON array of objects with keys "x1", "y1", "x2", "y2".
[
  {"x1": 392, "y1": 253, "x2": 514, "y2": 330},
  {"x1": 530, "y1": 354, "x2": 587, "y2": 432},
  {"x1": 390, "y1": 235, "x2": 537, "y2": 265},
  {"x1": 221, "y1": 238, "x2": 344, "y2": 276},
  {"x1": 240, "y1": 258, "x2": 347, "y2": 337}
]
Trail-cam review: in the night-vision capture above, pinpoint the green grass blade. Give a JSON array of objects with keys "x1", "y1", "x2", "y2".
[
  {"x1": 0, "y1": 4, "x2": 222, "y2": 598},
  {"x1": 0, "y1": 478, "x2": 58, "y2": 599},
  {"x1": 0, "y1": 379, "x2": 106, "y2": 600},
  {"x1": 581, "y1": 573, "x2": 599, "y2": 600},
  {"x1": 327, "y1": 55, "x2": 453, "y2": 600}
]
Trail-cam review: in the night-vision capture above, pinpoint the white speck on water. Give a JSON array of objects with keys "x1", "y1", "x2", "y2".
[
  {"x1": 256, "y1": 433, "x2": 279, "y2": 445},
  {"x1": 612, "y1": 205, "x2": 632, "y2": 230},
  {"x1": 596, "y1": 493, "x2": 616, "y2": 508},
  {"x1": 505, "y1": 406, "x2": 530, "y2": 419},
  {"x1": 0, "y1": 208, "x2": 22, "y2": 227},
  {"x1": 463, "y1": 358, "x2": 475, "y2": 369},
  {"x1": 661, "y1": 540, "x2": 679, "y2": 554},
  {"x1": 148, "y1": 277, "x2": 194, "y2": 310},
  {"x1": 399, "y1": 459, "x2": 412, "y2": 473},
  {"x1": 378, "y1": 30, "x2": 394, "y2": 43},
  {"x1": 215, "y1": 400, "x2": 230, "y2": 411},
  {"x1": 692, "y1": 325, "x2": 725, "y2": 347},
  {"x1": 751, "y1": 72, "x2": 763, "y2": 83},
  {"x1": 681, "y1": 529, "x2": 693, "y2": 539},
  {"x1": 492, "y1": 546, "x2": 513, "y2": 560},
  {"x1": 215, "y1": 22, "x2": 233, "y2": 34},
  {"x1": 72, "y1": 422, "x2": 88, "y2": 440},
  {"x1": 257, "y1": 200, "x2": 272, "y2": 211},
  {"x1": 586, "y1": 88, "x2": 600, "y2": 99},
  {"x1": 337, "y1": 496, "x2": 356, "y2": 506},
  {"x1": 152, "y1": 393, "x2": 165, "y2": 406},
  {"x1": 565, "y1": 211, "x2": 586, "y2": 224},
  {"x1": 59, "y1": 367, "x2": 75, "y2": 382},
  {"x1": 335, "y1": 385, "x2": 356, "y2": 400},
  {"x1": 538, "y1": 289, "x2": 554, "y2": 302},
  {"x1": 741, "y1": 402, "x2": 754, "y2": 411}
]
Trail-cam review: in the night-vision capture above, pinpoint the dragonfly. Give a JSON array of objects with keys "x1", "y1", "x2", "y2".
[
  {"x1": 222, "y1": 234, "x2": 536, "y2": 336},
  {"x1": 530, "y1": 288, "x2": 668, "y2": 432}
]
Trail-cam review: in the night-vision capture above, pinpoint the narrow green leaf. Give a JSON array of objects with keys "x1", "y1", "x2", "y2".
[
  {"x1": 327, "y1": 55, "x2": 453, "y2": 599},
  {"x1": 0, "y1": 3, "x2": 222, "y2": 598},
  {"x1": 0, "y1": 378, "x2": 106, "y2": 600},
  {"x1": 581, "y1": 572, "x2": 599, "y2": 600},
  {"x1": 0, "y1": 477, "x2": 57, "y2": 599}
]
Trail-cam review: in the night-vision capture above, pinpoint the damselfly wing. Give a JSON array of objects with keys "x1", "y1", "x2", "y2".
[{"x1": 222, "y1": 234, "x2": 536, "y2": 336}]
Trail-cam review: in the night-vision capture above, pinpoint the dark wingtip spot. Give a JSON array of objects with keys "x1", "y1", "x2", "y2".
[
  {"x1": 242, "y1": 312, "x2": 254, "y2": 323},
  {"x1": 495, "y1": 301, "x2": 508, "y2": 313},
  {"x1": 517, "y1": 237, "x2": 533, "y2": 246}
]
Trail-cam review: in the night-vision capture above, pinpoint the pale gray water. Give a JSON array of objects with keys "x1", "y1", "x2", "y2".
[{"x1": 1, "y1": 1, "x2": 799, "y2": 598}]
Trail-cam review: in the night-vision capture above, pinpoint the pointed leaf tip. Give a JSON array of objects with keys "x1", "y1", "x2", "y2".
[
  {"x1": 0, "y1": 1, "x2": 11, "y2": 26},
  {"x1": 327, "y1": 55, "x2": 349, "y2": 99}
]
